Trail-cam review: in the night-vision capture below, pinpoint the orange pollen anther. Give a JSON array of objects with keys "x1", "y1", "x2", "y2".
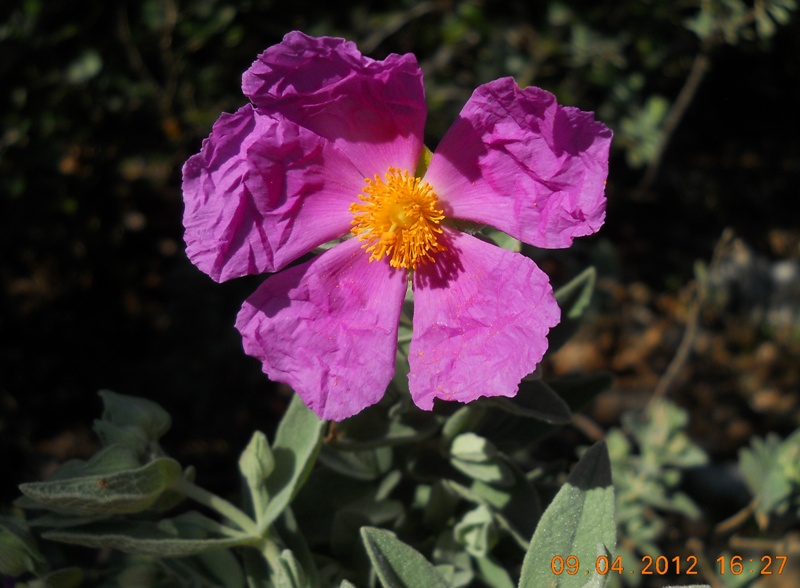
[{"x1": 349, "y1": 168, "x2": 445, "y2": 270}]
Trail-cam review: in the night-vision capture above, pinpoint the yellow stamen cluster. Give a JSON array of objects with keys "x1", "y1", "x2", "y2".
[{"x1": 349, "y1": 168, "x2": 445, "y2": 270}]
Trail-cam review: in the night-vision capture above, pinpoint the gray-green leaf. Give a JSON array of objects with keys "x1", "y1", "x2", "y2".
[
  {"x1": 262, "y1": 395, "x2": 326, "y2": 529},
  {"x1": 275, "y1": 549, "x2": 307, "y2": 588},
  {"x1": 518, "y1": 442, "x2": 616, "y2": 588},
  {"x1": 318, "y1": 445, "x2": 393, "y2": 481},
  {"x1": 42, "y1": 511, "x2": 252, "y2": 557},
  {"x1": 19, "y1": 457, "x2": 182, "y2": 515},
  {"x1": 450, "y1": 435, "x2": 514, "y2": 486},
  {"x1": 45, "y1": 444, "x2": 142, "y2": 482},
  {"x1": 454, "y1": 505, "x2": 496, "y2": 557},
  {"x1": 361, "y1": 527, "x2": 450, "y2": 588},
  {"x1": 98, "y1": 390, "x2": 171, "y2": 441},
  {"x1": 475, "y1": 556, "x2": 515, "y2": 588}
]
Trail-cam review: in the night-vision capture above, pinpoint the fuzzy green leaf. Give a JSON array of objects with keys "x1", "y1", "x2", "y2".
[
  {"x1": 470, "y1": 465, "x2": 542, "y2": 546},
  {"x1": 442, "y1": 405, "x2": 487, "y2": 442},
  {"x1": 519, "y1": 442, "x2": 616, "y2": 588},
  {"x1": 445, "y1": 474, "x2": 536, "y2": 551},
  {"x1": 450, "y1": 433, "x2": 514, "y2": 485},
  {"x1": 318, "y1": 445, "x2": 393, "y2": 481},
  {"x1": 262, "y1": 395, "x2": 326, "y2": 529},
  {"x1": 739, "y1": 432, "x2": 796, "y2": 521},
  {"x1": 430, "y1": 532, "x2": 473, "y2": 586},
  {"x1": 42, "y1": 511, "x2": 252, "y2": 557},
  {"x1": 194, "y1": 545, "x2": 246, "y2": 588},
  {"x1": 19, "y1": 457, "x2": 182, "y2": 515},
  {"x1": 98, "y1": 390, "x2": 171, "y2": 441},
  {"x1": 44, "y1": 444, "x2": 142, "y2": 482},
  {"x1": 475, "y1": 555, "x2": 515, "y2": 588},
  {"x1": 361, "y1": 527, "x2": 450, "y2": 588},
  {"x1": 275, "y1": 549, "x2": 306, "y2": 588},
  {"x1": 423, "y1": 482, "x2": 460, "y2": 531},
  {"x1": 92, "y1": 420, "x2": 150, "y2": 456},
  {"x1": 451, "y1": 458, "x2": 515, "y2": 486},
  {"x1": 451, "y1": 433, "x2": 496, "y2": 462},
  {"x1": 454, "y1": 505, "x2": 496, "y2": 557},
  {"x1": 273, "y1": 507, "x2": 320, "y2": 588}
]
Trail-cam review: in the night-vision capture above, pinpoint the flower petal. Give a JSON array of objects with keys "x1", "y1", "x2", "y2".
[
  {"x1": 242, "y1": 31, "x2": 426, "y2": 176},
  {"x1": 408, "y1": 230, "x2": 560, "y2": 410},
  {"x1": 236, "y1": 238, "x2": 407, "y2": 421},
  {"x1": 425, "y1": 77, "x2": 612, "y2": 249},
  {"x1": 182, "y1": 104, "x2": 365, "y2": 281}
]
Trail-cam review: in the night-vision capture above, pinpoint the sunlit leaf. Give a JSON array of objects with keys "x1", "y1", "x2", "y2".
[
  {"x1": 519, "y1": 442, "x2": 616, "y2": 588},
  {"x1": 262, "y1": 395, "x2": 326, "y2": 529},
  {"x1": 453, "y1": 505, "x2": 496, "y2": 557},
  {"x1": 448, "y1": 430, "x2": 516, "y2": 482},
  {"x1": 451, "y1": 433, "x2": 496, "y2": 462}
]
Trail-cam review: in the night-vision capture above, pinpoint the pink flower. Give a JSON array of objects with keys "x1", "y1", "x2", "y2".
[{"x1": 182, "y1": 31, "x2": 612, "y2": 421}]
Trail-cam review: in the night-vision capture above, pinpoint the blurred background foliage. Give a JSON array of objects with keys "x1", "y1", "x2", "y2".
[{"x1": 2, "y1": 0, "x2": 800, "y2": 584}]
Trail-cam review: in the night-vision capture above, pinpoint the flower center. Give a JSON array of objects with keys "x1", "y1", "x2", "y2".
[{"x1": 349, "y1": 168, "x2": 445, "y2": 269}]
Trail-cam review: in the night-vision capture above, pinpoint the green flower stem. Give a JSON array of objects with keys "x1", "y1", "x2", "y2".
[
  {"x1": 260, "y1": 537, "x2": 284, "y2": 577},
  {"x1": 174, "y1": 477, "x2": 257, "y2": 535}
]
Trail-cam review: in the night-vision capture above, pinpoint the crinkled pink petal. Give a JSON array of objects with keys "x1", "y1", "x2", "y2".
[
  {"x1": 236, "y1": 237, "x2": 407, "y2": 421},
  {"x1": 424, "y1": 77, "x2": 612, "y2": 249},
  {"x1": 242, "y1": 31, "x2": 426, "y2": 176},
  {"x1": 408, "y1": 229, "x2": 560, "y2": 410},
  {"x1": 182, "y1": 104, "x2": 365, "y2": 281}
]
